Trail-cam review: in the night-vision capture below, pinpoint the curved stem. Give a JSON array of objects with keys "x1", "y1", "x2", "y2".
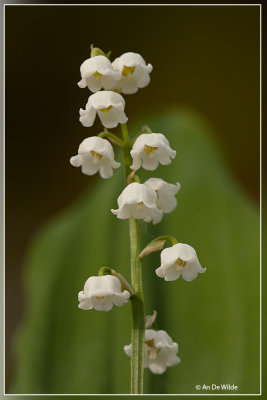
[
  {"x1": 127, "y1": 170, "x2": 141, "y2": 185},
  {"x1": 149, "y1": 235, "x2": 178, "y2": 246},
  {"x1": 139, "y1": 235, "x2": 178, "y2": 260},
  {"x1": 98, "y1": 266, "x2": 112, "y2": 276},
  {"x1": 98, "y1": 131, "x2": 123, "y2": 147},
  {"x1": 110, "y1": 269, "x2": 135, "y2": 297}
]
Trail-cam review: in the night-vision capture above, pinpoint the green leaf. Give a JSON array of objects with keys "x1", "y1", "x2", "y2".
[{"x1": 12, "y1": 108, "x2": 260, "y2": 395}]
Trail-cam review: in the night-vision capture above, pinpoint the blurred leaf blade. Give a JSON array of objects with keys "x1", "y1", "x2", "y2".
[{"x1": 12, "y1": 108, "x2": 260, "y2": 394}]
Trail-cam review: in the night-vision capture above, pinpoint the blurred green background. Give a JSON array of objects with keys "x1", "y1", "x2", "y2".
[{"x1": 5, "y1": 4, "x2": 260, "y2": 395}]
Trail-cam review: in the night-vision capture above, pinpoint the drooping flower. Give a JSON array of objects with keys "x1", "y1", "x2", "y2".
[
  {"x1": 156, "y1": 243, "x2": 206, "y2": 282},
  {"x1": 124, "y1": 329, "x2": 181, "y2": 374},
  {"x1": 77, "y1": 55, "x2": 121, "y2": 92},
  {"x1": 78, "y1": 275, "x2": 130, "y2": 312},
  {"x1": 130, "y1": 133, "x2": 176, "y2": 171},
  {"x1": 70, "y1": 136, "x2": 120, "y2": 179},
  {"x1": 79, "y1": 91, "x2": 128, "y2": 129},
  {"x1": 144, "y1": 178, "x2": 181, "y2": 213},
  {"x1": 112, "y1": 52, "x2": 153, "y2": 94},
  {"x1": 111, "y1": 182, "x2": 163, "y2": 224}
]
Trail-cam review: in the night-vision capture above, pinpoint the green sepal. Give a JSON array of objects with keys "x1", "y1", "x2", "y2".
[{"x1": 90, "y1": 45, "x2": 111, "y2": 59}]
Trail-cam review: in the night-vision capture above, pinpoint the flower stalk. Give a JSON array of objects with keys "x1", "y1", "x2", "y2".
[
  {"x1": 121, "y1": 123, "x2": 132, "y2": 177},
  {"x1": 110, "y1": 269, "x2": 135, "y2": 297},
  {"x1": 139, "y1": 235, "x2": 178, "y2": 260},
  {"x1": 129, "y1": 216, "x2": 145, "y2": 394},
  {"x1": 98, "y1": 131, "x2": 124, "y2": 147},
  {"x1": 121, "y1": 123, "x2": 145, "y2": 394}
]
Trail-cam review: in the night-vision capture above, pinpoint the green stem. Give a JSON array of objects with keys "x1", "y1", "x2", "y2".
[
  {"x1": 120, "y1": 123, "x2": 145, "y2": 394},
  {"x1": 121, "y1": 123, "x2": 132, "y2": 177},
  {"x1": 146, "y1": 234, "x2": 178, "y2": 247},
  {"x1": 121, "y1": 122, "x2": 129, "y2": 144},
  {"x1": 110, "y1": 269, "x2": 135, "y2": 297},
  {"x1": 98, "y1": 131, "x2": 124, "y2": 147},
  {"x1": 98, "y1": 266, "x2": 112, "y2": 276},
  {"x1": 129, "y1": 217, "x2": 145, "y2": 394}
]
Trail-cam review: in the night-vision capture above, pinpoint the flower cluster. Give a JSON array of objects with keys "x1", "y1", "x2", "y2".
[
  {"x1": 78, "y1": 52, "x2": 152, "y2": 94},
  {"x1": 111, "y1": 178, "x2": 181, "y2": 224},
  {"x1": 112, "y1": 133, "x2": 179, "y2": 224},
  {"x1": 77, "y1": 52, "x2": 152, "y2": 129},
  {"x1": 71, "y1": 46, "x2": 206, "y2": 381}
]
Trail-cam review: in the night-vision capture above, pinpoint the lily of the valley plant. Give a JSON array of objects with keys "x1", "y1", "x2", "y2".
[{"x1": 71, "y1": 45, "x2": 206, "y2": 394}]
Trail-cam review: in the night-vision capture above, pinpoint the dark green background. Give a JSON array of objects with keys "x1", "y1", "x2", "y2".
[{"x1": 5, "y1": 4, "x2": 260, "y2": 395}]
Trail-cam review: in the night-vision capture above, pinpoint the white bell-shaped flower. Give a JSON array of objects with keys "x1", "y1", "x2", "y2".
[
  {"x1": 111, "y1": 182, "x2": 163, "y2": 224},
  {"x1": 79, "y1": 91, "x2": 128, "y2": 129},
  {"x1": 78, "y1": 275, "x2": 130, "y2": 312},
  {"x1": 156, "y1": 243, "x2": 206, "y2": 282},
  {"x1": 70, "y1": 136, "x2": 120, "y2": 179},
  {"x1": 124, "y1": 329, "x2": 180, "y2": 374},
  {"x1": 130, "y1": 133, "x2": 176, "y2": 171},
  {"x1": 112, "y1": 52, "x2": 153, "y2": 94},
  {"x1": 144, "y1": 178, "x2": 181, "y2": 213},
  {"x1": 77, "y1": 55, "x2": 121, "y2": 92}
]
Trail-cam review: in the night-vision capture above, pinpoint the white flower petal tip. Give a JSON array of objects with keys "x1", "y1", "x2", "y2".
[
  {"x1": 157, "y1": 243, "x2": 206, "y2": 282},
  {"x1": 70, "y1": 136, "x2": 120, "y2": 179},
  {"x1": 111, "y1": 182, "x2": 163, "y2": 224},
  {"x1": 144, "y1": 178, "x2": 181, "y2": 213},
  {"x1": 124, "y1": 329, "x2": 180, "y2": 374},
  {"x1": 70, "y1": 155, "x2": 82, "y2": 168},
  {"x1": 112, "y1": 52, "x2": 153, "y2": 94},
  {"x1": 78, "y1": 55, "x2": 121, "y2": 92},
  {"x1": 78, "y1": 275, "x2": 130, "y2": 312},
  {"x1": 79, "y1": 91, "x2": 128, "y2": 129},
  {"x1": 130, "y1": 133, "x2": 176, "y2": 171}
]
